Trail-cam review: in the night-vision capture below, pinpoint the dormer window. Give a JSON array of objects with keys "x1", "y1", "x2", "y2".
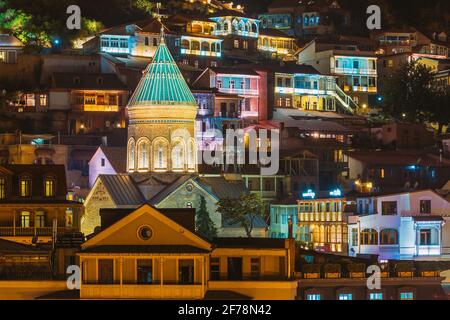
[
  {"x1": 20, "y1": 178, "x2": 31, "y2": 197},
  {"x1": 0, "y1": 177, "x2": 5, "y2": 199},
  {"x1": 73, "y1": 77, "x2": 81, "y2": 84},
  {"x1": 45, "y1": 177, "x2": 56, "y2": 197},
  {"x1": 97, "y1": 77, "x2": 103, "y2": 85}
]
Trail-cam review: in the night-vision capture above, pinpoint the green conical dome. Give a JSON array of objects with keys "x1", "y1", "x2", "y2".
[{"x1": 128, "y1": 37, "x2": 197, "y2": 108}]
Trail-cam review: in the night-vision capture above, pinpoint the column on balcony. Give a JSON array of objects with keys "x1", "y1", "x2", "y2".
[{"x1": 13, "y1": 209, "x2": 16, "y2": 236}]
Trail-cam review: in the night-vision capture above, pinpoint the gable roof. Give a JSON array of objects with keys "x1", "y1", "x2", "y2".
[
  {"x1": 81, "y1": 245, "x2": 209, "y2": 254},
  {"x1": 0, "y1": 34, "x2": 24, "y2": 47},
  {"x1": 197, "y1": 176, "x2": 247, "y2": 200},
  {"x1": 51, "y1": 73, "x2": 127, "y2": 90},
  {"x1": 99, "y1": 207, "x2": 196, "y2": 233},
  {"x1": 148, "y1": 174, "x2": 198, "y2": 205},
  {"x1": 127, "y1": 34, "x2": 197, "y2": 108},
  {"x1": 82, "y1": 204, "x2": 212, "y2": 251},
  {"x1": 98, "y1": 174, "x2": 145, "y2": 206},
  {"x1": 98, "y1": 146, "x2": 127, "y2": 173}
]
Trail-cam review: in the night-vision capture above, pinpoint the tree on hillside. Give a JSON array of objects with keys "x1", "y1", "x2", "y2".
[
  {"x1": 216, "y1": 193, "x2": 266, "y2": 238},
  {"x1": 382, "y1": 61, "x2": 436, "y2": 123},
  {"x1": 195, "y1": 195, "x2": 217, "y2": 240},
  {"x1": 430, "y1": 86, "x2": 450, "y2": 135}
]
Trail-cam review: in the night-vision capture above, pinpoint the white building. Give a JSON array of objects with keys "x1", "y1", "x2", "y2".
[{"x1": 348, "y1": 189, "x2": 450, "y2": 261}]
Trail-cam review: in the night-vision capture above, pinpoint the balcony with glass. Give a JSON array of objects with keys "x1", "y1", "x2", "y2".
[
  {"x1": 180, "y1": 36, "x2": 222, "y2": 57},
  {"x1": 332, "y1": 56, "x2": 377, "y2": 76},
  {"x1": 216, "y1": 75, "x2": 259, "y2": 96}
]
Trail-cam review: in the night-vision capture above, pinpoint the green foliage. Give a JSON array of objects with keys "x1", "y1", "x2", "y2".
[
  {"x1": 133, "y1": 0, "x2": 156, "y2": 14},
  {"x1": 216, "y1": 193, "x2": 266, "y2": 238},
  {"x1": 382, "y1": 61, "x2": 435, "y2": 123},
  {"x1": 382, "y1": 60, "x2": 450, "y2": 134},
  {"x1": 195, "y1": 195, "x2": 217, "y2": 240}
]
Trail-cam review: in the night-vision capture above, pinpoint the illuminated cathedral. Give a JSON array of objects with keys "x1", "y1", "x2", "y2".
[{"x1": 126, "y1": 32, "x2": 198, "y2": 174}]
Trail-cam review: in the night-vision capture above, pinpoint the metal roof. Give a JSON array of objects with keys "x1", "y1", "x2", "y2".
[
  {"x1": 127, "y1": 35, "x2": 197, "y2": 108},
  {"x1": 99, "y1": 174, "x2": 145, "y2": 206}
]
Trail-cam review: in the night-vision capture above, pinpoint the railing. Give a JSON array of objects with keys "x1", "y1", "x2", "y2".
[
  {"x1": 0, "y1": 227, "x2": 78, "y2": 237},
  {"x1": 80, "y1": 284, "x2": 204, "y2": 299},
  {"x1": 332, "y1": 84, "x2": 359, "y2": 114},
  {"x1": 331, "y1": 67, "x2": 377, "y2": 76},
  {"x1": 218, "y1": 88, "x2": 259, "y2": 96},
  {"x1": 180, "y1": 48, "x2": 221, "y2": 57}
]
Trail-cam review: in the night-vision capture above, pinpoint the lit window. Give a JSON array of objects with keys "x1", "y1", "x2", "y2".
[
  {"x1": 45, "y1": 179, "x2": 56, "y2": 197},
  {"x1": 338, "y1": 293, "x2": 353, "y2": 300},
  {"x1": 66, "y1": 208, "x2": 74, "y2": 227},
  {"x1": 234, "y1": 40, "x2": 239, "y2": 48},
  {"x1": 0, "y1": 50, "x2": 5, "y2": 62},
  {"x1": 26, "y1": 94, "x2": 35, "y2": 107},
  {"x1": 20, "y1": 211, "x2": 31, "y2": 228},
  {"x1": 20, "y1": 179, "x2": 31, "y2": 197},
  {"x1": 369, "y1": 292, "x2": 383, "y2": 300},
  {"x1": 400, "y1": 292, "x2": 414, "y2": 300},
  {"x1": 39, "y1": 94, "x2": 47, "y2": 107},
  {"x1": 360, "y1": 229, "x2": 378, "y2": 245},
  {"x1": 306, "y1": 294, "x2": 321, "y2": 300},
  {"x1": 0, "y1": 177, "x2": 5, "y2": 199},
  {"x1": 35, "y1": 211, "x2": 46, "y2": 228}
]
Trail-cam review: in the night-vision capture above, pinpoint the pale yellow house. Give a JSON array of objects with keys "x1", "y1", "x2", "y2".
[{"x1": 78, "y1": 204, "x2": 297, "y2": 300}]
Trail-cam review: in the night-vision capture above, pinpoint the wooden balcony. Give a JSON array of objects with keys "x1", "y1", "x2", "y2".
[
  {"x1": 73, "y1": 104, "x2": 119, "y2": 112},
  {"x1": 80, "y1": 284, "x2": 204, "y2": 299}
]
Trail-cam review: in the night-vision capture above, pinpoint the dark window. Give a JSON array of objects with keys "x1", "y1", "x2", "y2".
[
  {"x1": 227, "y1": 257, "x2": 243, "y2": 280},
  {"x1": 179, "y1": 259, "x2": 194, "y2": 284},
  {"x1": 98, "y1": 259, "x2": 114, "y2": 284},
  {"x1": 419, "y1": 229, "x2": 432, "y2": 245},
  {"x1": 101, "y1": 158, "x2": 106, "y2": 167},
  {"x1": 380, "y1": 229, "x2": 398, "y2": 245},
  {"x1": 351, "y1": 228, "x2": 358, "y2": 246},
  {"x1": 420, "y1": 200, "x2": 431, "y2": 214},
  {"x1": 137, "y1": 259, "x2": 153, "y2": 284},
  {"x1": 210, "y1": 257, "x2": 220, "y2": 280},
  {"x1": 250, "y1": 258, "x2": 261, "y2": 279},
  {"x1": 381, "y1": 201, "x2": 397, "y2": 215}
]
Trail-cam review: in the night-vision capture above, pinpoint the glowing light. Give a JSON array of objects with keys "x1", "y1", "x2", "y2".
[
  {"x1": 302, "y1": 189, "x2": 316, "y2": 199},
  {"x1": 329, "y1": 189, "x2": 342, "y2": 197}
]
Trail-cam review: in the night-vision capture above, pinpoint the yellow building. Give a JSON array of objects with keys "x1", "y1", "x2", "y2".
[
  {"x1": 78, "y1": 204, "x2": 297, "y2": 299},
  {"x1": 126, "y1": 33, "x2": 198, "y2": 174},
  {"x1": 297, "y1": 194, "x2": 348, "y2": 254}
]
